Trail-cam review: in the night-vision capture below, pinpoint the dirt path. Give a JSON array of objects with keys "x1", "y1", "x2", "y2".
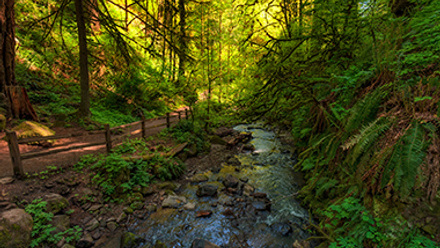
[{"x1": 0, "y1": 113, "x2": 186, "y2": 178}]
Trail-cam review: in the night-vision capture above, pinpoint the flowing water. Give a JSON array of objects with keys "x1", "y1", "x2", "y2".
[{"x1": 130, "y1": 123, "x2": 313, "y2": 247}]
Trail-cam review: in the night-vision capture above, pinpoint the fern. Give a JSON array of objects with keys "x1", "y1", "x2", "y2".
[
  {"x1": 344, "y1": 86, "x2": 388, "y2": 134},
  {"x1": 316, "y1": 177, "x2": 339, "y2": 197},
  {"x1": 344, "y1": 117, "x2": 391, "y2": 166},
  {"x1": 382, "y1": 123, "x2": 427, "y2": 198}
]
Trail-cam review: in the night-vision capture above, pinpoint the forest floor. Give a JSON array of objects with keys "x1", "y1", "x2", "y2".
[
  {"x1": 0, "y1": 113, "x2": 183, "y2": 178},
  {"x1": 0, "y1": 123, "x2": 241, "y2": 248}
]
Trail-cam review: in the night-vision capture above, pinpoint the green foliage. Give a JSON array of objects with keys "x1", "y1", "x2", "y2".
[
  {"x1": 25, "y1": 199, "x2": 82, "y2": 247},
  {"x1": 167, "y1": 120, "x2": 208, "y2": 153},
  {"x1": 382, "y1": 123, "x2": 427, "y2": 198}
]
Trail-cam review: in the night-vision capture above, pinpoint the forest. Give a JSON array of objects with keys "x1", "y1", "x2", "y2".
[{"x1": 1, "y1": 0, "x2": 440, "y2": 247}]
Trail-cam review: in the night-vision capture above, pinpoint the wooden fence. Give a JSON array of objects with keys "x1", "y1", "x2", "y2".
[{"x1": 5, "y1": 109, "x2": 190, "y2": 178}]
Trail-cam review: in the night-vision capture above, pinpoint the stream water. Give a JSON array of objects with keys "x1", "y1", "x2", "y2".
[{"x1": 130, "y1": 123, "x2": 313, "y2": 247}]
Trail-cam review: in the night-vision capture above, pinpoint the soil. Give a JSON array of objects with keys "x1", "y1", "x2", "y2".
[{"x1": 0, "y1": 122, "x2": 241, "y2": 248}]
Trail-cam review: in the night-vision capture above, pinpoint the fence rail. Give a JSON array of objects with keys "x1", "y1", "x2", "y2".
[{"x1": 6, "y1": 109, "x2": 190, "y2": 178}]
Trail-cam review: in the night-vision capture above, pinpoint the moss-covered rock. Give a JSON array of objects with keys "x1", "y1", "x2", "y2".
[
  {"x1": 0, "y1": 209, "x2": 33, "y2": 248},
  {"x1": 121, "y1": 232, "x2": 145, "y2": 248},
  {"x1": 43, "y1": 193, "x2": 69, "y2": 214},
  {"x1": 210, "y1": 135, "x2": 227, "y2": 146},
  {"x1": 12, "y1": 121, "x2": 55, "y2": 144}
]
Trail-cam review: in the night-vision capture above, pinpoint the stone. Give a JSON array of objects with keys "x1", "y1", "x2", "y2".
[
  {"x1": 191, "y1": 239, "x2": 220, "y2": 248},
  {"x1": 61, "y1": 244, "x2": 75, "y2": 248},
  {"x1": 117, "y1": 212, "x2": 127, "y2": 223},
  {"x1": 44, "y1": 193, "x2": 69, "y2": 214},
  {"x1": 123, "y1": 207, "x2": 134, "y2": 214},
  {"x1": 214, "y1": 127, "x2": 233, "y2": 137},
  {"x1": 157, "y1": 182, "x2": 179, "y2": 191},
  {"x1": 183, "y1": 202, "x2": 196, "y2": 210},
  {"x1": 196, "y1": 184, "x2": 218, "y2": 197},
  {"x1": 88, "y1": 204, "x2": 102, "y2": 212},
  {"x1": 145, "y1": 204, "x2": 158, "y2": 212},
  {"x1": 76, "y1": 233, "x2": 94, "y2": 248},
  {"x1": 51, "y1": 215, "x2": 70, "y2": 232},
  {"x1": 271, "y1": 222, "x2": 292, "y2": 236},
  {"x1": 243, "y1": 184, "x2": 254, "y2": 196},
  {"x1": 86, "y1": 218, "x2": 100, "y2": 232},
  {"x1": 293, "y1": 240, "x2": 311, "y2": 248},
  {"x1": 141, "y1": 186, "x2": 156, "y2": 196},
  {"x1": 0, "y1": 177, "x2": 14, "y2": 185},
  {"x1": 107, "y1": 221, "x2": 118, "y2": 232},
  {"x1": 252, "y1": 192, "x2": 267, "y2": 198},
  {"x1": 162, "y1": 195, "x2": 187, "y2": 208},
  {"x1": 92, "y1": 230, "x2": 102, "y2": 240},
  {"x1": 243, "y1": 143, "x2": 255, "y2": 151},
  {"x1": 252, "y1": 201, "x2": 270, "y2": 211},
  {"x1": 100, "y1": 232, "x2": 122, "y2": 248},
  {"x1": 121, "y1": 232, "x2": 145, "y2": 248},
  {"x1": 223, "y1": 174, "x2": 239, "y2": 188},
  {"x1": 190, "y1": 174, "x2": 209, "y2": 183},
  {"x1": 0, "y1": 208, "x2": 33, "y2": 248}
]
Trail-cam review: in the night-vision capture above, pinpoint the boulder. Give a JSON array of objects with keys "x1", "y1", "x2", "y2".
[
  {"x1": 223, "y1": 174, "x2": 239, "y2": 188},
  {"x1": 0, "y1": 208, "x2": 33, "y2": 248},
  {"x1": 190, "y1": 174, "x2": 209, "y2": 183},
  {"x1": 12, "y1": 121, "x2": 55, "y2": 145},
  {"x1": 196, "y1": 184, "x2": 218, "y2": 197},
  {"x1": 162, "y1": 195, "x2": 187, "y2": 208},
  {"x1": 76, "y1": 233, "x2": 94, "y2": 248},
  {"x1": 271, "y1": 222, "x2": 292, "y2": 236},
  {"x1": 191, "y1": 239, "x2": 220, "y2": 248},
  {"x1": 44, "y1": 193, "x2": 69, "y2": 214}
]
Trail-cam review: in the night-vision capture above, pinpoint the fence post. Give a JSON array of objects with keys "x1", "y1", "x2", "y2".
[
  {"x1": 185, "y1": 109, "x2": 188, "y2": 120},
  {"x1": 178, "y1": 111, "x2": 181, "y2": 120},
  {"x1": 6, "y1": 130, "x2": 24, "y2": 178},
  {"x1": 141, "y1": 115, "x2": 146, "y2": 139},
  {"x1": 105, "y1": 124, "x2": 112, "y2": 153},
  {"x1": 166, "y1": 113, "x2": 170, "y2": 128}
]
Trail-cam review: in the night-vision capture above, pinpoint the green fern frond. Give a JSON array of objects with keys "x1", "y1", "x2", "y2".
[
  {"x1": 344, "y1": 117, "x2": 391, "y2": 166},
  {"x1": 316, "y1": 177, "x2": 339, "y2": 197},
  {"x1": 344, "y1": 86, "x2": 389, "y2": 134}
]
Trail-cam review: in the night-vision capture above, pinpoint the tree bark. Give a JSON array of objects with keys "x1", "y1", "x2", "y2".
[
  {"x1": 74, "y1": 0, "x2": 91, "y2": 117},
  {"x1": 177, "y1": 0, "x2": 187, "y2": 89},
  {"x1": 0, "y1": 0, "x2": 16, "y2": 95}
]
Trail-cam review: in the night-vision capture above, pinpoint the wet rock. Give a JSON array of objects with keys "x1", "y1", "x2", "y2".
[
  {"x1": 183, "y1": 202, "x2": 196, "y2": 210},
  {"x1": 196, "y1": 210, "x2": 212, "y2": 218},
  {"x1": 271, "y1": 222, "x2": 292, "y2": 236},
  {"x1": 0, "y1": 208, "x2": 33, "y2": 248},
  {"x1": 191, "y1": 239, "x2": 220, "y2": 248},
  {"x1": 86, "y1": 218, "x2": 100, "y2": 232},
  {"x1": 243, "y1": 143, "x2": 255, "y2": 151},
  {"x1": 88, "y1": 204, "x2": 102, "y2": 212},
  {"x1": 190, "y1": 174, "x2": 209, "y2": 183},
  {"x1": 153, "y1": 240, "x2": 168, "y2": 247},
  {"x1": 227, "y1": 156, "x2": 241, "y2": 166},
  {"x1": 44, "y1": 193, "x2": 69, "y2": 214},
  {"x1": 121, "y1": 232, "x2": 145, "y2": 248},
  {"x1": 293, "y1": 240, "x2": 311, "y2": 248},
  {"x1": 223, "y1": 174, "x2": 239, "y2": 188},
  {"x1": 100, "y1": 232, "x2": 122, "y2": 248},
  {"x1": 239, "y1": 176, "x2": 249, "y2": 183},
  {"x1": 76, "y1": 233, "x2": 94, "y2": 248},
  {"x1": 162, "y1": 195, "x2": 187, "y2": 208},
  {"x1": 243, "y1": 184, "x2": 254, "y2": 196},
  {"x1": 0, "y1": 177, "x2": 14, "y2": 185},
  {"x1": 222, "y1": 208, "x2": 235, "y2": 217},
  {"x1": 252, "y1": 201, "x2": 270, "y2": 211},
  {"x1": 196, "y1": 184, "x2": 218, "y2": 197}
]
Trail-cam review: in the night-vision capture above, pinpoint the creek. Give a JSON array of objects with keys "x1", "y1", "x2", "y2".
[{"x1": 129, "y1": 123, "x2": 313, "y2": 247}]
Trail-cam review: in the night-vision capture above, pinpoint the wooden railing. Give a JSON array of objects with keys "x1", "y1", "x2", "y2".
[{"x1": 5, "y1": 109, "x2": 190, "y2": 178}]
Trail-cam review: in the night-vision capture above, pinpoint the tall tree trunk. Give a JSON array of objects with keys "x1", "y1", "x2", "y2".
[
  {"x1": 74, "y1": 0, "x2": 91, "y2": 117},
  {"x1": 0, "y1": 0, "x2": 16, "y2": 95},
  {"x1": 177, "y1": 0, "x2": 186, "y2": 89}
]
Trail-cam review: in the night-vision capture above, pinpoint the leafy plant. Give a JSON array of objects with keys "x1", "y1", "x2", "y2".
[{"x1": 25, "y1": 199, "x2": 82, "y2": 247}]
